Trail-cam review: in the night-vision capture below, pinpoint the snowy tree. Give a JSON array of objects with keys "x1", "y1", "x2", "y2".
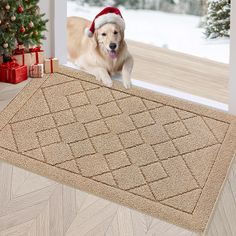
[{"x1": 205, "y1": 0, "x2": 230, "y2": 38}]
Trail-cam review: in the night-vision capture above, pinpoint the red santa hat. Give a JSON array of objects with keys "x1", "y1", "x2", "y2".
[{"x1": 85, "y1": 7, "x2": 125, "y2": 37}]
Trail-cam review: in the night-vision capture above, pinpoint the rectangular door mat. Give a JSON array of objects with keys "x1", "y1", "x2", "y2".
[{"x1": 0, "y1": 66, "x2": 236, "y2": 233}]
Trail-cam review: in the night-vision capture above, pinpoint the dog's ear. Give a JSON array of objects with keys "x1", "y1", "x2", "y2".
[
  {"x1": 120, "y1": 29, "x2": 125, "y2": 47},
  {"x1": 91, "y1": 31, "x2": 98, "y2": 49}
]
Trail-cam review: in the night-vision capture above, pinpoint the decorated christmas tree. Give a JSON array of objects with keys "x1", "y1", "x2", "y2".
[
  {"x1": 205, "y1": 0, "x2": 230, "y2": 39},
  {"x1": 0, "y1": 0, "x2": 48, "y2": 58}
]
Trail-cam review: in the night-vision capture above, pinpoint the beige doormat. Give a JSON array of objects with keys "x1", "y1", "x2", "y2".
[{"x1": 0, "y1": 66, "x2": 236, "y2": 233}]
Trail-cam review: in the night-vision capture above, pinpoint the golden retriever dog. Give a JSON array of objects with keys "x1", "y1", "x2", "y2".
[{"x1": 67, "y1": 7, "x2": 133, "y2": 89}]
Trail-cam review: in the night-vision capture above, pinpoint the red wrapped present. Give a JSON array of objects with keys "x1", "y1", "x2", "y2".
[{"x1": 0, "y1": 61, "x2": 28, "y2": 84}]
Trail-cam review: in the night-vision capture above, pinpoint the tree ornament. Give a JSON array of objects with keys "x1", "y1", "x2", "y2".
[
  {"x1": 29, "y1": 21, "x2": 34, "y2": 28},
  {"x1": 0, "y1": 20, "x2": 1, "y2": 25},
  {"x1": 3, "y1": 43, "x2": 8, "y2": 49},
  {"x1": 17, "y1": 6, "x2": 24, "y2": 13},
  {"x1": 34, "y1": 31, "x2": 38, "y2": 36},
  {"x1": 11, "y1": 15, "x2": 16, "y2": 21},
  {"x1": 20, "y1": 26, "x2": 25, "y2": 33},
  {"x1": 5, "y1": 4, "x2": 10, "y2": 10}
]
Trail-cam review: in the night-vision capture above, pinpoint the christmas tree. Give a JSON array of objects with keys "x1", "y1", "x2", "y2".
[
  {"x1": 205, "y1": 0, "x2": 230, "y2": 39},
  {"x1": 0, "y1": 0, "x2": 48, "y2": 58}
]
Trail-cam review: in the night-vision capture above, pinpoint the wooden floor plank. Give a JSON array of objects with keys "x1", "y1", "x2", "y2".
[{"x1": 128, "y1": 40, "x2": 229, "y2": 103}]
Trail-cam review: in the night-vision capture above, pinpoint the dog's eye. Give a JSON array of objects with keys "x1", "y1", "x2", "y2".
[
  {"x1": 114, "y1": 31, "x2": 118, "y2": 35},
  {"x1": 101, "y1": 33, "x2": 106, "y2": 36}
]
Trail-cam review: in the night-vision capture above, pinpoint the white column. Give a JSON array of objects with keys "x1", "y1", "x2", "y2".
[
  {"x1": 38, "y1": 0, "x2": 67, "y2": 64},
  {"x1": 229, "y1": 0, "x2": 236, "y2": 114}
]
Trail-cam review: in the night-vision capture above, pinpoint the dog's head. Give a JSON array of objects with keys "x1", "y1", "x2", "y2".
[{"x1": 93, "y1": 23, "x2": 124, "y2": 59}]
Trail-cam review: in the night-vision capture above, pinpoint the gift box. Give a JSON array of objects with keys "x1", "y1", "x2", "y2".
[
  {"x1": 13, "y1": 46, "x2": 44, "y2": 71},
  {"x1": 13, "y1": 49, "x2": 32, "y2": 68},
  {"x1": 44, "y1": 58, "x2": 59, "y2": 73},
  {"x1": 29, "y1": 46, "x2": 44, "y2": 65},
  {"x1": 29, "y1": 64, "x2": 44, "y2": 78},
  {"x1": 0, "y1": 61, "x2": 28, "y2": 84}
]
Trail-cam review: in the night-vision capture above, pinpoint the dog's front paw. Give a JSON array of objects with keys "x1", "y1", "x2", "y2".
[
  {"x1": 102, "y1": 78, "x2": 113, "y2": 87},
  {"x1": 123, "y1": 79, "x2": 132, "y2": 89}
]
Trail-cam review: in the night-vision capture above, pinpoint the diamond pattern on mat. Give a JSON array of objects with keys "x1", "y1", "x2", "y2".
[
  {"x1": 98, "y1": 101, "x2": 121, "y2": 117},
  {"x1": 42, "y1": 81, "x2": 83, "y2": 112},
  {"x1": 3, "y1": 73, "x2": 230, "y2": 216},
  {"x1": 37, "y1": 128, "x2": 60, "y2": 146},
  {"x1": 119, "y1": 130, "x2": 143, "y2": 148},
  {"x1": 126, "y1": 144, "x2": 157, "y2": 166},
  {"x1": 164, "y1": 121, "x2": 188, "y2": 139},
  {"x1": 67, "y1": 92, "x2": 90, "y2": 107},
  {"x1": 86, "y1": 87, "x2": 114, "y2": 105},
  {"x1": 73, "y1": 105, "x2": 101, "y2": 124},
  {"x1": 70, "y1": 139, "x2": 95, "y2": 157},
  {"x1": 105, "y1": 151, "x2": 130, "y2": 170},
  {"x1": 150, "y1": 106, "x2": 180, "y2": 125},
  {"x1": 149, "y1": 156, "x2": 199, "y2": 201},
  {"x1": 58, "y1": 122, "x2": 88, "y2": 143},
  {"x1": 153, "y1": 141, "x2": 178, "y2": 160},
  {"x1": 113, "y1": 165, "x2": 146, "y2": 190},
  {"x1": 85, "y1": 120, "x2": 109, "y2": 137},
  {"x1": 141, "y1": 162, "x2": 168, "y2": 182},
  {"x1": 42, "y1": 142, "x2": 73, "y2": 165},
  {"x1": 139, "y1": 124, "x2": 169, "y2": 145},
  {"x1": 53, "y1": 109, "x2": 75, "y2": 126},
  {"x1": 130, "y1": 111, "x2": 155, "y2": 128},
  {"x1": 91, "y1": 133, "x2": 123, "y2": 154},
  {"x1": 117, "y1": 97, "x2": 146, "y2": 115},
  {"x1": 77, "y1": 154, "x2": 109, "y2": 177},
  {"x1": 105, "y1": 114, "x2": 135, "y2": 134}
]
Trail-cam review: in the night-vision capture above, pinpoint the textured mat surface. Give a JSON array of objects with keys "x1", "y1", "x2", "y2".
[{"x1": 0, "y1": 66, "x2": 236, "y2": 233}]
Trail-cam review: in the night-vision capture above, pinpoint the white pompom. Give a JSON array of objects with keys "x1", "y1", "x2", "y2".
[{"x1": 85, "y1": 28, "x2": 93, "y2": 37}]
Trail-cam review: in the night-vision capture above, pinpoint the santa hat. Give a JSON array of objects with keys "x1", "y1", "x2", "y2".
[{"x1": 85, "y1": 7, "x2": 125, "y2": 37}]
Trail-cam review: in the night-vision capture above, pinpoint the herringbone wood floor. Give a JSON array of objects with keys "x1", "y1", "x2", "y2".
[{"x1": 0, "y1": 46, "x2": 235, "y2": 235}]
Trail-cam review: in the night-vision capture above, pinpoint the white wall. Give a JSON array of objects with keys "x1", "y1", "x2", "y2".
[
  {"x1": 229, "y1": 0, "x2": 236, "y2": 115},
  {"x1": 38, "y1": 0, "x2": 67, "y2": 64}
]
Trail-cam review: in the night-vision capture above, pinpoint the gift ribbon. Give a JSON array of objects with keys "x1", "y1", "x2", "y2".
[
  {"x1": 50, "y1": 58, "x2": 54, "y2": 73},
  {"x1": 29, "y1": 46, "x2": 43, "y2": 65}
]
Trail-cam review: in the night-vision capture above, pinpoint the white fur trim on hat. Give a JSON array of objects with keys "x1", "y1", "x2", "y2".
[
  {"x1": 85, "y1": 27, "x2": 93, "y2": 37},
  {"x1": 94, "y1": 13, "x2": 125, "y2": 30}
]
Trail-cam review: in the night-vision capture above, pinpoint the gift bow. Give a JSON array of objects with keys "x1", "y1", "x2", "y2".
[
  {"x1": 13, "y1": 48, "x2": 25, "y2": 55},
  {"x1": 29, "y1": 46, "x2": 43, "y2": 53},
  {"x1": 1, "y1": 59, "x2": 19, "y2": 68}
]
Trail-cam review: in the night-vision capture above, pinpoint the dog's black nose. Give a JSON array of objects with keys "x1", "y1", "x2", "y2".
[{"x1": 109, "y1": 43, "x2": 117, "y2": 50}]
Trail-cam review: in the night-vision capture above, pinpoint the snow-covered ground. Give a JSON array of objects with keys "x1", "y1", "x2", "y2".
[{"x1": 67, "y1": 1, "x2": 229, "y2": 63}]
